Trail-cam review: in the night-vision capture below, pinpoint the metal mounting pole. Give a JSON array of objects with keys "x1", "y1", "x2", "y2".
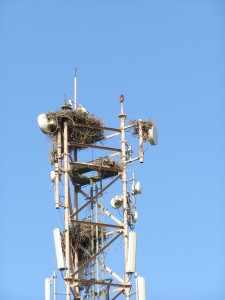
[
  {"x1": 138, "y1": 119, "x2": 144, "y2": 163},
  {"x1": 73, "y1": 150, "x2": 79, "y2": 296},
  {"x1": 73, "y1": 69, "x2": 79, "y2": 296},
  {"x1": 119, "y1": 107, "x2": 130, "y2": 300},
  {"x1": 53, "y1": 271, "x2": 57, "y2": 300},
  {"x1": 63, "y1": 121, "x2": 71, "y2": 300},
  {"x1": 55, "y1": 128, "x2": 62, "y2": 208}
]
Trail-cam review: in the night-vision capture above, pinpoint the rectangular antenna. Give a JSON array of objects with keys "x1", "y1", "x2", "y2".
[
  {"x1": 45, "y1": 278, "x2": 51, "y2": 300},
  {"x1": 127, "y1": 231, "x2": 137, "y2": 273},
  {"x1": 53, "y1": 228, "x2": 65, "y2": 270},
  {"x1": 137, "y1": 276, "x2": 146, "y2": 300}
]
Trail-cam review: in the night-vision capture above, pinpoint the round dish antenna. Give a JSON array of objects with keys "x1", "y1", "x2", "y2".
[
  {"x1": 38, "y1": 114, "x2": 57, "y2": 134},
  {"x1": 110, "y1": 195, "x2": 123, "y2": 209},
  {"x1": 132, "y1": 182, "x2": 142, "y2": 195}
]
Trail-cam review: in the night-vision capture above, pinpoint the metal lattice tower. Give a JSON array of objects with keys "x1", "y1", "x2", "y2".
[{"x1": 39, "y1": 75, "x2": 158, "y2": 300}]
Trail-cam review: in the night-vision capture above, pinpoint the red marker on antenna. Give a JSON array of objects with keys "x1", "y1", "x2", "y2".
[{"x1": 119, "y1": 94, "x2": 124, "y2": 103}]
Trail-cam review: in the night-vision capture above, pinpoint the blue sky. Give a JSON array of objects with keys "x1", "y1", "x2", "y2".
[{"x1": 1, "y1": 1, "x2": 225, "y2": 299}]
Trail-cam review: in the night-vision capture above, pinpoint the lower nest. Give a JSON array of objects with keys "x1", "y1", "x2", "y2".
[{"x1": 61, "y1": 223, "x2": 107, "y2": 263}]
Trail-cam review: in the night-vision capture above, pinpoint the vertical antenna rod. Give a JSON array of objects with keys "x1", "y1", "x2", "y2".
[{"x1": 74, "y1": 67, "x2": 77, "y2": 109}]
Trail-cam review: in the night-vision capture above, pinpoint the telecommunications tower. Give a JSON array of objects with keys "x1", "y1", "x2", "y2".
[{"x1": 38, "y1": 73, "x2": 158, "y2": 300}]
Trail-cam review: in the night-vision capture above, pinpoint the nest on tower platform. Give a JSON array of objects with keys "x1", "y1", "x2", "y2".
[
  {"x1": 69, "y1": 157, "x2": 122, "y2": 186},
  {"x1": 84, "y1": 157, "x2": 122, "y2": 179},
  {"x1": 46, "y1": 107, "x2": 104, "y2": 164},
  {"x1": 130, "y1": 120, "x2": 154, "y2": 141},
  {"x1": 61, "y1": 223, "x2": 107, "y2": 264}
]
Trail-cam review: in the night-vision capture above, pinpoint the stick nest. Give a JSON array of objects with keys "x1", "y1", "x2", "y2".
[
  {"x1": 61, "y1": 223, "x2": 107, "y2": 263},
  {"x1": 46, "y1": 108, "x2": 104, "y2": 164},
  {"x1": 76, "y1": 157, "x2": 122, "y2": 174},
  {"x1": 130, "y1": 120, "x2": 154, "y2": 141},
  {"x1": 90, "y1": 157, "x2": 122, "y2": 178}
]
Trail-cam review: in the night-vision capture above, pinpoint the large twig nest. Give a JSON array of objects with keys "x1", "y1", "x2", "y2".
[
  {"x1": 46, "y1": 107, "x2": 105, "y2": 164},
  {"x1": 61, "y1": 223, "x2": 107, "y2": 263}
]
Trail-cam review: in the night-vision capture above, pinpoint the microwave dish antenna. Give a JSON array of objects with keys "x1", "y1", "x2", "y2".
[{"x1": 148, "y1": 123, "x2": 158, "y2": 145}]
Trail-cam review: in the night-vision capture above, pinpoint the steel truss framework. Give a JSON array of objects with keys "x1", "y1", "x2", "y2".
[{"x1": 52, "y1": 104, "x2": 145, "y2": 300}]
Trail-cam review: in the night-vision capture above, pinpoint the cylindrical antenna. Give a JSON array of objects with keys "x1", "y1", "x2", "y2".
[{"x1": 74, "y1": 67, "x2": 77, "y2": 109}]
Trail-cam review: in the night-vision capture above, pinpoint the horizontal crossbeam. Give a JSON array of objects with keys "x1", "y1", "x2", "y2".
[
  {"x1": 68, "y1": 122, "x2": 121, "y2": 132},
  {"x1": 70, "y1": 219, "x2": 124, "y2": 230},
  {"x1": 68, "y1": 142, "x2": 121, "y2": 152}
]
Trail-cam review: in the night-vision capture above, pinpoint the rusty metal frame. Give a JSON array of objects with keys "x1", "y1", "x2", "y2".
[
  {"x1": 68, "y1": 142, "x2": 121, "y2": 153},
  {"x1": 70, "y1": 174, "x2": 121, "y2": 219},
  {"x1": 70, "y1": 219, "x2": 124, "y2": 230},
  {"x1": 72, "y1": 231, "x2": 123, "y2": 277},
  {"x1": 77, "y1": 188, "x2": 123, "y2": 226}
]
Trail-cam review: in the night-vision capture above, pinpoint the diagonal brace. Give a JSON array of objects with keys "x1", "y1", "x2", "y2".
[
  {"x1": 72, "y1": 231, "x2": 123, "y2": 277},
  {"x1": 70, "y1": 174, "x2": 121, "y2": 218},
  {"x1": 76, "y1": 185, "x2": 123, "y2": 226},
  {"x1": 111, "y1": 289, "x2": 125, "y2": 299}
]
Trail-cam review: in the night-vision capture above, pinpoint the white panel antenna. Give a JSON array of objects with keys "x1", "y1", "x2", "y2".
[
  {"x1": 127, "y1": 231, "x2": 137, "y2": 273},
  {"x1": 137, "y1": 276, "x2": 146, "y2": 300},
  {"x1": 45, "y1": 278, "x2": 51, "y2": 300},
  {"x1": 53, "y1": 228, "x2": 65, "y2": 270}
]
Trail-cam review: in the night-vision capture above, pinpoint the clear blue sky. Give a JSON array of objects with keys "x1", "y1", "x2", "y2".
[{"x1": 1, "y1": 1, "x2": 225, "y2": 299}]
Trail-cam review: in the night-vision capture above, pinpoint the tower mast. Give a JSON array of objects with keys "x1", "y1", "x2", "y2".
[{"x1": 38, "y1": 76, "x2": 158, "y2": 300}]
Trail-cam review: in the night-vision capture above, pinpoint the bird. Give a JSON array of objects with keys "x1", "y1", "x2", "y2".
[
  {"x1": 68, "y1": 99, "x2": 73, "y2": 107},
  {"x1": 77, "y1": 104, "x2": 88, "y2": 113}
]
